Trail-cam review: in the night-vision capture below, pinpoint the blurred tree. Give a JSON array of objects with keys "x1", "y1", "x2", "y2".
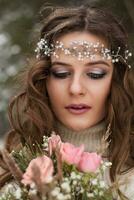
[{"x1": 0, "y1": 0, "x2": 134, "y2": 138}]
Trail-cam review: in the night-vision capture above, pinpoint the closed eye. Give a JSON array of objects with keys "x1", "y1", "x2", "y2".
[
  {"x1": 50, "y1": 69, "x2": 107, "y2": 79},
  {"x1": 51, "y1": 71, "x2": 71, "y2": 79},
  {"x1": 87, "y1": 72, "x2": 106, "y2": 79}
]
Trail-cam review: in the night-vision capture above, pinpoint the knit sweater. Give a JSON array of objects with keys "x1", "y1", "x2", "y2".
[
  {"x1": 54, "y1": 120, "x2": 134, "y2": 200},
  {"x1": 54, "y1": 119, "x2": 107, "y2": 153},
  {"x1": 1, "y1": 121, "x2": 134, "y2": 199}
]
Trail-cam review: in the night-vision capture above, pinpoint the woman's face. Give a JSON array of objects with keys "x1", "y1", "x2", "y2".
[{"x1": 46, "y1": 32, "x2": 113, "y2": 131}]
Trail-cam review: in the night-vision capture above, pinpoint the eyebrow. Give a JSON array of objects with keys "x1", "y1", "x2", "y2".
[{"x1": 51, "y1": 60, "x2": 110, "y2": 68}]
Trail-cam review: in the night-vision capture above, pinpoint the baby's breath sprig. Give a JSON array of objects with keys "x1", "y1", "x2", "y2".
[
  {"x1": 1, "y1": 134, "x2": 114, "y2": 200},
  {"x1": 0, "y1": 185, "x2": 29, "y2": 200},
  {"x1": 42, "y1": 135, "x2": 49, "y2": 150},
  {"x1": 35, "y1": 39, "x2": 132, "y2": 68}
]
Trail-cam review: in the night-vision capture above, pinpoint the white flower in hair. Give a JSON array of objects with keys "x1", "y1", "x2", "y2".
[{"x1": 35, "y1": 38, "x2": 132, "y2": 68}]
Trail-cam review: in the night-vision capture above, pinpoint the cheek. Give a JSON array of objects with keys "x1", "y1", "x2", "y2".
[
  {"x1": 46, "y1": 79, "x2": 64, "y2": 107},
  {"x1": 100, "y1": 81, "x2": 111, "y2": 97},
  {"x1": 90, "y1": 78, "x2": 112, "y2": 104},
  {"x1": 46, "y1": 82, "x2": 56, "y2": 103}
]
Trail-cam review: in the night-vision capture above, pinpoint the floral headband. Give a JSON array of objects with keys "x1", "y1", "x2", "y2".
[{"x1": 35, "y1": 39, "x2": 132, "y2": 68}]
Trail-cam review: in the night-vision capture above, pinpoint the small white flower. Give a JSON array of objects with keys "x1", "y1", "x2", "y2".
[
  {"x1": 91, "y1": 179, "x2": 98, "y2": 185},
  {"x1": 29, "y1": 188, "x2": 37, "y2": 196},
  {"x1": 64, "y1": 177, "x2": 70, "y2": 182},
  {"x1": 105, "y1": 162, "x2": 112, "y2": 167},
  {"x1": 44, "y1": 176, "x2": 53, "y2": 183},
  {"x1": 72, "y1": 180, "x2": 77, "y2": 186},
  {"x1": 87, "y1": 192, "x2": 94, "y2": 197},
  {"x1": 76, "y1": 174, "x2": 81, "y2": 179},
  {"x1": 29, "y1": 183, "x2": 37, "y2": 195},
  {"x1": 80, "y1": 187, "x2": 84, "y2": 193},
  {"x1": 51, "y1": 187, "x2": 60, "y2": 197},
  {"x1": 61, "y1": 182, "x2": 71, "y2": 193},
  {"x1": 6, "y1": 184, "x2": 14, "y2": 190},
  {"x1": 102, "y1": 165, "x2": 107, "y2": 171},
  {"x1": 70, "y1": 172, "x2": 77, "y2": 179},
  {"x1": 99, "y1": 191, "x2": 104, "y2": 196},
  {"x1": 64, "y1": 194, "x2": 71, "y2": 200},
  {"x1": 30, "y1": 182, "x2": 36, "y2": 189},
  {"x1": 99, "y1": 180, "x2": 106, "y2": 188},
  {"x1": 101, "y1": 161, "x2": 112, "y2": 171},
  {"x1": 57, "y1": 193, "x2": 66, "y2": 200},
  {"x1": 43, "y1": 142, "x2": 48, "y2": 148},
  {"x1": 14, "y1": 187, "x2": 22, "y2": 199}
]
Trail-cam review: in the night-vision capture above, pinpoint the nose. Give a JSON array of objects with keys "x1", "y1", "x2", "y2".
[{"x1": 69, "y1": 75, "x2": 86, "y2": 96}]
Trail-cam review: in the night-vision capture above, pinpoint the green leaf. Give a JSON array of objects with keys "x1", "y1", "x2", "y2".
[
  {"x1": 12, "y1": 143, "x2": 44, "y2": 172},
  {"x1": 82, "y1": 191, "x2": 88, "y2": 200}
]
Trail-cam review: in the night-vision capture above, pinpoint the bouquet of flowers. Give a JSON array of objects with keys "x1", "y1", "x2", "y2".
[{"x1": 1, "y1": 133, "x2": 114, "y2": 200}]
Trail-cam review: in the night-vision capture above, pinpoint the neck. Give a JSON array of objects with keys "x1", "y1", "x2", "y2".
[{"x1": 53, "y1": 120, "x2": 108, "y2": 154}]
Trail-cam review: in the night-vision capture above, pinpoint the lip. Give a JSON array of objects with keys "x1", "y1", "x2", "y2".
[{"x1": 65, "y1": 104, "x2": 91, "y2": 115}]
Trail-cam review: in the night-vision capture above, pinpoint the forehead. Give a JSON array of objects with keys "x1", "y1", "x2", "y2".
[
  {"x1": 51, "y1": 31, "x2": 111, "y2": 65},
  {"x1": 56, "y1": 31, "x2": 108, "y2": 47}
]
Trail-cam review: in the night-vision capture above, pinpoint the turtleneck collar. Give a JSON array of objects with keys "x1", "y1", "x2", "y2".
[{"x1": 53, "y1": 120, "x2": 107, "y2": 153}]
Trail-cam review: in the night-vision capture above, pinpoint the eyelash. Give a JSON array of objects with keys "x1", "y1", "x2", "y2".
[
  {"x1": 51, "y1": 71, "x2": 71, "y2": 79},
  {"x1": 87, "y1": 72, "x2": 106, "y2": 79},
  {"x1": 51, "y1": 71, "x2": 106, "y2": 79}
]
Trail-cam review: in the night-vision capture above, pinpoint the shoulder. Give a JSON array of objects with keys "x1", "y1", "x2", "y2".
[{"x1": 118, "y1": 168, "x2": 134, "y2": 200}]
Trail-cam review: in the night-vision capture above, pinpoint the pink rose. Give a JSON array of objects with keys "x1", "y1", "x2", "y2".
[
  {"x1": 48, "y1": 133, "x2": 62, "y2": 156},
  {"x1": 78, "y1": 152, "x2": 102, "y2": 172},
  {"x1": 60, "y1": 143, "x2": 84, "y2": 166},
  {"x1": 21, "y1": 155, "x2": 54, "y2": 186}
]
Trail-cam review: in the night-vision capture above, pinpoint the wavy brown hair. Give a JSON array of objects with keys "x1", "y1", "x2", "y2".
[{"x1": 0, "y1": 4, "x2": 134, "y2": 189}]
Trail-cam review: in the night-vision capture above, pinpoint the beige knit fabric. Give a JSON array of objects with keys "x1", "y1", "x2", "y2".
[{"x1": 54, "y1": 119, "x2": 107, "y2": 153}]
